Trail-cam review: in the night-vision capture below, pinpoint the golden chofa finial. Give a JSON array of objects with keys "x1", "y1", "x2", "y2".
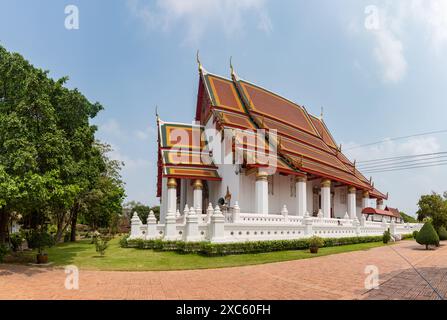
[
  {"x1": 230, "y1": 56, "x2": 234, "y2": 74},
  {"x1": 196, "y1": 50, "x2": 202, "y2": 72},
  {"x1": 155, "y1": 105, "x2": 160, "y2": 123}
]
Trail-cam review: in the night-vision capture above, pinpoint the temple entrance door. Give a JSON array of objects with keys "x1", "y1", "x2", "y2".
[
  {"x1": 202, "y1": 180, "x2": 209, "y2": 215},
  {"x1": 313, "y1": 189, "x2": 320, "y2": 217},
  {"x1": 331, "y1": 192, "x2": 335, "y2": 218}
]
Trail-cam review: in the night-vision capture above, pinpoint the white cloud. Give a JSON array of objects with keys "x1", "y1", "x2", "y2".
[
  {"x1": 410, "y1": 0, "x2": 447, "y2": 55},
  {"x1": 372, "y1": 26, "x2": 407, "y2": 83},
  {"x1": 353, "y1": 0, "x2": 447, "y2": 84},
  {"x1": 127, "y1": 0, "x2": 272, "y2": 43},
  {"x1": 364, "y1": 4, "x2": 407, "y2": 83},
  {"x1": 134, "y1": 125, "x2": 157, "y2": 141},
  {"x1": 99, "y1": 118, "x2": 125, "y2": 137}
]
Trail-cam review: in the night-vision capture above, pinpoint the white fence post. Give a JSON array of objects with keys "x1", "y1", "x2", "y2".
[
  {"x1": 185, "y1": 206, "x2": 200, "y2": 242},
  {"x1": 210, "y1": 205, "x2": 225, "y2": 243},
  {"x1": 281, "y1": 205, "x2": 289, "y2": 223},
  {"x1": 353, "y1": 217, "x2": 361, "y2": 236},
  {"x1": 303, "y1": 212, "x2": 313, "y2": 236},
  {"x1": 130, "y1": 212, "x2": 142, "y2": 239},
  {"x1": 206, "y1": 203, "x2": 213, "y2": 223},
  {"x1": 390, "y1": 220, "x2": 396, "y2": 235},
  {"x1": 232, "y1": 201, "x2": 240, "y2": 223},
  {"x1": 146, "y1": 210, "x2": 157, "y2": 239},
  {"x1": 164, "y1": 209, "x2": 177, "y2": 240}
]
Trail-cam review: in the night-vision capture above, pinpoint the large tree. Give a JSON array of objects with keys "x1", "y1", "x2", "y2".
[
  {"x1": 0, "y1": 44, "x2": 108, "y2": 243},
  {"x1": 416, "y1": 192, "x2": 447, "y2": 231}
]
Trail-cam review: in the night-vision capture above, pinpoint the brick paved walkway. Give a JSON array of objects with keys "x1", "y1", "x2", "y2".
[{"x1": 1, "y1": 241, "x2": 446, "y2": 300}]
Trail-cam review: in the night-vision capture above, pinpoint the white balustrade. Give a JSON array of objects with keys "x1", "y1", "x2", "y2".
[{"x1": 128, "y1": 204, "x2": 424, "y2": 243}]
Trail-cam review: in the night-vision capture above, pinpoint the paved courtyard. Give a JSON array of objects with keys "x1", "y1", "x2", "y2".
[{"x1": 1, "y1": 241, "x2": 446, "y2": 300}]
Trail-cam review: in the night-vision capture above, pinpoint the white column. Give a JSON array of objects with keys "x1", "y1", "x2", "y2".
[
  {"x1": 193, "y1": 179, "x2": 203, "y2": 213},
  {"x1": 377, "y1": 199, "x2": 385, "y2": 210},
  {"x1": 347, "y1": 186, "x2": 357, "y2": 220},
  {"x1": 362, "y1": 191, "x2": 370, "y2": 209},
  {"x1": 255, "y1": 170, "x2": 269, "y2": 215},
  {"x1": 321, "y1": 179, "x2": 331, "y2": 219},
  {"x1": 167, "y1": 178, "x2": 177, "y2": 214},
  {"x1": 296, "y1": 176, "x2": 307, "y2": 217}
]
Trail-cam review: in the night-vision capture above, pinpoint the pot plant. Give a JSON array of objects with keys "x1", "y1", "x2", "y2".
[
  {"x1": 308, "y1": 236, "x2": 324, "y2": 254},
  {"x1": 33, "y1": 230, "x2": 55, "y2": 264}
]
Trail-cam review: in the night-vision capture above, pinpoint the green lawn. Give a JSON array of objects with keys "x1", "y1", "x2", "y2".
[{"x1": 10, "y1": 238, "x2": 387, "y2": 271}]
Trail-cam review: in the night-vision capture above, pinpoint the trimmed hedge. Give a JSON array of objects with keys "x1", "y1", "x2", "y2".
[
  {"x1": 119, "y1": 234, "x2": 406, "y2": 257},
  {"x1": 437, "y1": 226, "x2": 447, "y2": 241}
]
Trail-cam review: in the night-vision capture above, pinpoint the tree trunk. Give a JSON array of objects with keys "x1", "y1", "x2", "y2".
[
  {"x1": 55, "y1": 220, "x2": 64, "y2": 243},
  {"x1": 426, "y1": 244, "x2": 428, "y2": 250},
  {"x1": 0, "y1": 209, "x2": 9, "y2": 244},
  {"x1": 70, "y1": 202, "x2": 79, "y2": 242}
]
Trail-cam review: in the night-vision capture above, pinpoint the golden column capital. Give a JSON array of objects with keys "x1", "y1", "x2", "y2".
[
  {"x1": 295, "y1": 175, "x2": 307, "y2": 183},
  {"x1": 377, "y1": 198, "x2": 384, "y2": 205},
  {"x1": 348, "y1": 186, "x2": 357, "y2": 194},
  {"x1": 256, "y1": 170, "x2": 269, "y2": 181},
  {"x1": 321, "y1": 178, "x2": 331, "y2": 188},
  {"x1": 362, "y1": 190, "x2": 370, "y2": 198},
  {"x1": 193, "y1": 179, "x2": 203, "y2": 190},
  {"x1": 167, "y1": 178, "x2": 177, "y2": 189}
]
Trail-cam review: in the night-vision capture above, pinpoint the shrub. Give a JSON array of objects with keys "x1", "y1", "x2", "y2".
[
  {"x1": 123, "y1": 235, "x2": 384, "y2": 256},
  {"x1": 24, "y1": 229, "x2": 55, "y2": 251},
  {"x1": 412, "y1": 231, "x2": 419, "y2": 239},
  {"x1": 437, "y1": 226, "x2": 447, "y2": 241},
  {"x1": 402, "y1": 233, "x2": 413, "y2": 240},
  {"x1": 308, "y1": 236, "x2": 324, "y2": 248},
  {"x1": 10, "y1": 233, "x2": 24, "y2": 252},
  {"x1": 0, "y1": 244, "x2": 8, "y2": 263},
  {"x1": 95, "y1": 238, "x2": 109, "y2": 256},
  {"x1": 383, "y1": 229, "x2": 391, "y2": 244},
  {"x1": 119, "y1": 235, "x2": 129, "y2": 248},
  {"x1": 416, "y1": 222, "x2": 440, "y2": 250}
]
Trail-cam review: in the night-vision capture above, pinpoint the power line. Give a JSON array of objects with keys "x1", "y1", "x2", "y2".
[
  {"x1": 362, "y1": 160, "x2": 447, "y2": 174},
  {"x1": 345, "y1": 129, "x2": 447, "y2": 151},
  {"x1": 357, "y1": 151, "x2": 447, "y2": 164},
  {"x1": 358, "y1": 154, "x2": 447, "y2": 170}
]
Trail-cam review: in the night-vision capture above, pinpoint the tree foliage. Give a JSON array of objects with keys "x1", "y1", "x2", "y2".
[
  {"x1": 78, "y1": 143, "x2": 125, "y2": 231},
  {"x1": 416, "y1": 192, "x2": 447, "y2": 231},
  {"x1": 124, "y1": 202, "x2": 160, "y2": 224},
  {"x1": 399, "y1": 211, "x2": 417, "y2": 223},
  {"x1": 0, "y1": 44, "x2": 123, "y2": 244}
]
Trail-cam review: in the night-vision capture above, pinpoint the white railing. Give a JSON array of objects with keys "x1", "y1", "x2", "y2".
[{"x1": 129, "y1": 204, "x2": 424, "y2": 243}]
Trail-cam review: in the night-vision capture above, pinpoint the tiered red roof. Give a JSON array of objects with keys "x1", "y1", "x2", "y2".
[
  {"x1": 195, "y1": 66, "x2": 387, "y2": 199},
  {"x1": 157, "y1": 63, "x2": 388, "y2": 200}
]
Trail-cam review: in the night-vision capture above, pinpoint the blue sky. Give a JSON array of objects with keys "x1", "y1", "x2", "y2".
[{"x1": 1, "y1": 0, "x2": 446, "y2": 215}]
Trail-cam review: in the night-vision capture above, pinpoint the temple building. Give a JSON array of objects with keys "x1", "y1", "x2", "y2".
[{"x1": 156, "y1": 59, "x2": 394, "y2": 227}]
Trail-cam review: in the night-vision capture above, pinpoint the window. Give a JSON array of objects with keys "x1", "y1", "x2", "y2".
[
  {"x1": 356, "y1": 193, "x2": 362, "y2": 207},
  {"x1": 339, "y1": 188, "x2": 347, "y2": 204},
  {"x1": 268, "y1": 176, "x2": 274, "y2": 195},
  {"x1": 290, "y1": 177, "x2": 296, "y2": 197}
]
